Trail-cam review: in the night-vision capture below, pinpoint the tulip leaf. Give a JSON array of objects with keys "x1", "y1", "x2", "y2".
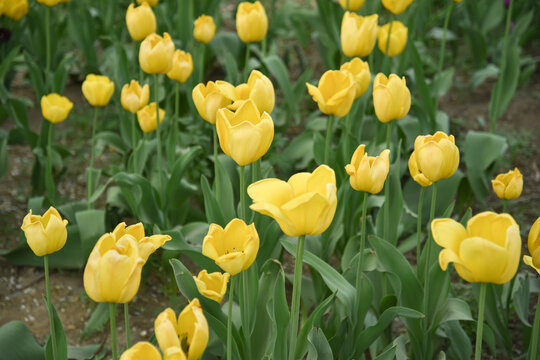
[
  {"x1": 0, "y1": 130, "x2": 8, "y2": 180},
  {"x1": 0, "y1": 321, "x2": 45, "y2": 360},
  {"x1": 133, "y1": 139, "x2": 156, "y2": 175},
  {"x1": 67, "y1": 345, "x2": 102, "y2": 360},
  {"x1": 306, "y1": 328, "x2": 334, "y2": 360},
  {"x1": 374, "y1": 345, "x2": 398, "y2": 360},
  {"x1": 270, "y1": 266, "x2": 290, "y2": 360},
  {"x1": 200, "y1": 175, "x2": 227, "y2": 226},
  {"x1": 95, "y1": 131, "x2": 129, "y2": 154},
  {"x1": 512, "y1": 273, "x2": 531, "y2": 326},
  {"x1": 81, "y1": 303, "x2": 109, "y2": 340},
  {"x1": 45, "y1": 299, "x2": 68, "y2": 360},
  {"x1": 295, "y1": 293, "x2": 335, "y2": 359},
  {"x1": 161, "y1": 229, "x2": 220, "y2": 272},
  {"x1": 430, "y1": 298, "x2": 473, "y2": 332},
  {"x1": 262, "y1": 55, "x2": 296, "y2": 115},
  {"x1": 215, "y1": 157, "x2": 237, "y2": 223},
  {"x1": 440, "y1": 321, "x2": 472, "y2": 360},
  {"x1": 75, "y1": 209, "x2": 105, "y2": 261}
]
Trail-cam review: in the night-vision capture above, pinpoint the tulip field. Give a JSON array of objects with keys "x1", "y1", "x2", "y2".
[{"x1": 1, "y1": 0, "x2": 540, "y2": 359}]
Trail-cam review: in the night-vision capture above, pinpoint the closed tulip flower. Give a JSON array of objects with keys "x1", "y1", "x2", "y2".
[
  {"x1": 20, "y1": 207, "x2": 68, "y2": 257},
  {"x1": 193, "y1": 270, "x2": 230, "y2": 303},
  {"x1": 248, "y1": 165, "x2": 338, "y2": 237},
  {"x1": 382, "y1": 0, "x2": 414, "y2": 15},
  {"x1": 341, "y1": 12, "x2": 378, "y2": 58},
  {"x1": 139, "y1": 33, "x2": 175, "y2": 74},
  {"x1": 524, "y1": 217, "x2": 540, "y2": 274},
  {"x1": 345, "y1": 145, "x2": 390, "y2": 194},
  {"x1": 137, "y1": 103, "x2": 165, "y2": 133},
  {"x1": 36, "y1": 0, "x2": 63, "y2": 6},
  {"x1": 338, "y1": 0, "x2": 364, "y2": 11},
  {"x1": 340, "y1": 58, "x2": 371, "y2": 99},
  {"x1": 108, "y1": 222, "x2": 171, "y2": 262},
  {"x1": 306, "y1": 70, "x2": 356, "y2": 117},
  {"x1": 192, "y1": 81, "x2": 232, "y2": 124},
  {"x1": 377, "y1": 21, "x2": 408, "y2": 57},
  {"x1": 136, "y1": 0, "x2": 157, "y2": 6},
  {"x1": 4, "y1": 0, "x2": 28, "y2": 20},
  {"x1": 216, "y1": 70, "x2": 275, "y2": 114},
  {"x1": 431, "y1": 211, "x2": 520, "y2": 284},
  {"x1": 167, "y1": 50, "x2": 193, "y2": 83},
  {"x1": 372, "y1": 73, "x2": 411, "y2": 123},
  {"x1": 194, "y1": 15, "x2": 216, "y2": 44},
  {"x1": 126, "y1": 2, "x2": 156, "y2": 42},
  {"x1": 236, "y1": 1, "x2": 268, "y2": 43},
  {"x1": 82, "y1": 74, "x2": 115, "y2": 107},
  {"x1": 216, "y1": 99, "x2": 274, "y2": 166},
  {"x1": 121, "y1": 80, "x2": 150, "y2": 114},
  {"x1": 41, "y1": 93, "x2": 73, "y2": 124},
  {"x1": 120, "y1": 342, "x2": 162, "y2": 360},
  {"x1": 491, "y1": 168, "x2": 523, "y2": 200},
  {"x1": 453, "y1": 0, "x2": 463, "y2": 2}
]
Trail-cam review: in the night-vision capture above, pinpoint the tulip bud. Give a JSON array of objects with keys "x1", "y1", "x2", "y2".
[
  {"x1": 36, "y1": 0, "x2": 63, "y2": 6},
  {"x1": 167, "y1": 50, "x2": 193, "y2": 83},
  {"x1": 194, "y1": 15, "x2": 216, "y2": 44},
  {"x1": 215, "y1": 70, "x2": 275, "y2": 114},
  {"x1": 216, "y1": 99, "x2": 274, "y2": 166},
  {"x1": 192, "y1": 81, "x2": 233, "y2": 124},
  {"x1": 193, "y1": 270, "x2": 230, "y2": 303},
  {"x1": 338, "y1": 0, "x2": 364, "y2": 11},
  {"x1": 236, "y1": 1, "x2": 268, "y2": 43},
  {"x1": 454, "y1": 0, "x2": 464, "y2": 2},
  {"x1": 248, "y1": 165, "x2": 338, "y2": 237},
  {"x1": 524, "y1": 217, "x2": 540, "y2": 273},
  {"x1": 491, "y1": 168, "x2": 523, "y2": 200},
  {"x1": 377, "y1": 21, "x2": 408, "y2": 57},
  {"x1": 21, "y1": 207, "x2": 68, "y2": 257},
  {"x1": 82, "y1": 74, "x2": 115, "y2": 107},
  {"x1": 4, "y1": 0, "x2": 28, "y2": 20},
  {"x1": 432, "y1": 212, "x2": 520, "y2": 284},
  {"x1": 139, "y1": 33, "x2": 175, "y2": 74},
  {"x1": 121, "y1": 80, "x2": 150, "y2": 114},
  {"x1": 126, "y1": 2, "x2": 156, "y2": 42},
  {"x1": 345, "y1": 145, "x2": 390, "y2": 194},
  {"x1": 341, "y1": 12, "x2": 378, "y2": 58},
  {"x1": 136, "y1": 0, "x2": 157, "y2": 6},
  {"x1": 340, "y1": 58, "x2": 371, "y2": 99},
  {"x1": 137, "y1": 103, "x2": 165, "y2": 133},
  {"x1": 41, "y1": 93, "x2": 74, "y2": 124},
  {"x1": 372, "y1": 73, "x2": 411, "y2": 123},
  {"x1": 408, "y1": 131, "x2": 460, "y2": 186},
  {"x1": 382, "y1": 0, "x2": 414, "y2": 15},
  {"x1": 120, "y1": 342, "x2": 162, "y2": 360},
  {"x1": 306, "y1": 70, "x2": 356, "y2": 117}
]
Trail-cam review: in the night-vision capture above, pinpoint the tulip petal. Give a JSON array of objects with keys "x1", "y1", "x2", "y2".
[
  {"x1": 523, "y1": 255, "x2": 540, "y2": 275},
  {"x1": 528, "y1": 217, "x2": 540, "y2": 256},
  {"x1": 120, "y1": 342, "x2": 162, "y2": 360},
  {"x1": 307, "y1": 165, "x2": 337, "y2": 196},
  {"x1": 431, "y1": 218, "x2": 466, "y2": 255},
  {"x1": 247, "y1": 179, "x2": 294, "y2": 207},
  {"x1": 155, "y1": 308, "x2": 181, "y2": 351},
  {"x1": 281, "y1": 192, "x2": 332, "y2": 236},
  {"x1": 497, "y1": 224, "x2": 521, "y2": 283},
  {"x1": 459, "y1": 236, "x2": 508, "y2": 283},
  {"x1": 250, "y1": 202, "x2": 298, "y2": 236}
]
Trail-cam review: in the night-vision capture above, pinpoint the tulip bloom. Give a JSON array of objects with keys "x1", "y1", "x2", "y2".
[
  {"x1": 82, "y1": 74, "x2": 115, "y2": 107},
  {"x1": 192, "y1": 81, "x2": 232, "y2": 124},
  {"x1": 338, "y1": 0, "x2": 364, "y2": 11},
  {"x1": 137, "y1": 103, "x2": 165, "y2": 133},
  {"x1": 202, "y1": 218, "x2": 259, "y2": 275},
  {"x1": 408, "y1": 131, "x2": 459, "y2": 186},
  {"x1": 340, "y1": 58, "x2": 371, "y2": 99},
  {"x1": 345, "y1": 145, "x2": 390, "y2": 194},
  {"x1": 306, "y1": 70, "x2": 356, "y2": 117},
  {"x1": 120, "y1": 342, "x2": 162, "y2": 360},
  {"x1": 341, "y1": 12, "x2": 378, "y2": 58},
  {"x1": 216, "y1": 70, "x2": 275, "y2": 114},
  {"x1": 248, "y1": 165, "x2": 337, "y2": 237},
  {"x1": 36, "y1": 0, "x2": 64, "y2": 6},
  {"x1": 216, "y1": 99, "x2": 274, "y2": 166},
  {"x1": 126, "y1": 2, "x2": 156, "y2": 42},
  {"x1": 139, "y1": 33, "x2": 175, "y2": 74},
  {"x1": 136, "y1": 0, "x2": 157, "y2": 6},
  {"x1": 491, "y1": 168, "x2": 523, "y2": 200},
  {"x1": 382, "y1": 0, "x2": 414, "y2": 15},
  {"x1": 121, "y1": 80, "x2": 150, "y2": 114},
  {"x1": 167, "y1": 50, "x2": 194, "y2": 83},
  {"x1": 194, "y1": 15, "x2": 216, "y2": 44},
  {"x1": 4, "y1": 0, "x2": 28, "y2": 20},
  {"x1": 20, "y1": 207, "x2": 68, "y2": 257},
  {"x1": 193, "y1": 270, "x2": 230, "y2": 303},
  {"x1": 41, "y1": 93, "x2": 73, "y2": 124},
  {"x1": 372, "y1": 73, "x2": 411, "y2": 123},
  {"x1": 431, "y1": 211, "x2": 520, "y2": 284},
  {"x1": 236, "y1": 1, "x2": 268, "y2": 43},
  {"x1": 377, "y1": 21, "x2": 408, "y2": 57},
  {"x1": 524, "y1": 217, "x2": 540, "y2": 274},
  {"x1": 109, "y1": 222, "x2": 171, "y2": 262},
  {"x1": 155, "y1": 300, "x2": 209, "y2": 360}
]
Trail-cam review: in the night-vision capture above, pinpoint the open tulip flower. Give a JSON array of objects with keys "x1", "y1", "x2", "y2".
[
  {"x1": 216, "y1": 70, "x2": 275, "y2": 114},
  {"x1": 382, "y1": 0, "x2": 414, "y2": 15},
  {"x1": 125, "y1": 2, "x2": 156, "y2": 42},
  {"x1": 524, "y1": 217, "x2": 540, "y2": 274},
  {"x1": 306, "y1": 70, "x2": 356, "y2": 118},
  {"x1": 136, "y1": 0, "x2": 157, "y2": 6},
  {"x1": 194, "y1": 15, "x2": 216, "y2": 44},
  {"x1": 82, "y1": 74, "x2": 115, "y2": 107},
  {"x1": 167, "y1": 50, "x2": 194, "y2": 83},
  {"x1": 341, "y1": 12, "x2": 378, "y2": 58},
  {"x1": 121, "y1": 80, "x2": 150, "y2": 114},
  {"x1": 41, "y1": 93, "x2": 73, "y2": 124},
  {"x1": 340, "y1": 58, "x2": 371, "y2": 99},
  {"x1": 37, "y1": 0, "x2": 66, "y2": 7},
  {"x1": 377, "y1": 21, "x2": 408, "y2": 57},
  {"x1": 3, "y1": 0, "x2": 29, "y2": 20},
  {"x1": 192, "y1": 81, "x2": 233, "y2": 124},
  {"x1": 345, "y1": 145, "x2": 390, "y2": 194},
  {"x1": 338, "y1": 0, "x2": 364, "y2": 11},
  {"x1": 193, "y1": 270, "x2": 230, "y2": 303},
  {"x1": 137, "y1": 102, "x2": 165, "y2": 133},
  {"x1": 236, "y1": 1, "x2": 268, "y2": 43},
  {"x1": 248, "y1": 165, "x2": 337, "y2": 237},
  {"x1": 431, "y1": 211, "x2": 520, "y2": 284},
  {"x1": 21, "y1": 207, "x2": 68, "y2": 257},
  {"x1": 120, "y1": 342, "x2": 162, "y2": 360},
  {"x1": 492, "y1": 168, "x2": 523, "y2": 200},
  {"x1": 108, "y1": 222, "x2": 171, "y2": 262},
  {"x1": 139, "y1": 33, "x2": 175, "y2": 74},
  {"x1": 202, "y1": 218, "x2": 259, "y2": 275},
  {"x1": 372, "y1": 73, "x2": 411, "y2": 123}
]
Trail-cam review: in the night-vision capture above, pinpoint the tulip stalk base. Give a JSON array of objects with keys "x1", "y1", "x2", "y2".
[
  {"x1": 227, "y1": 277, "x2": 235, "y2": 360},
  {"x1": 44, "y1": 255, "x2": 58, "y2": 360},
  {"x1": 110, "y1": 303, "x2": 118, "y2": 360},
  {"x1": 131, "y1": 113, "x2": 137, "y2": 173},
  {"x1": 124, "y1": 303, "x2": 130, "y2": 349},
  {"x1": 87, "y1": 107, "x2": 99, "y2": 209},
  {"x1": 240, "y1": 165, "x2": 247, "y2": 220},
  {"x1": 288, "y1": 235, "x2": 306, "y2": 360},
  {"x1": 244, "y1": 43, "x2": 251, "y2": 81},
  {"x1": 530, "y1": 292, "x2": 540, "y2": 359},
  {"x1": 416, "y1": 187, "x2": 425, "y2": 263},
  {"x1": 383, "y1": 122, "x2": 393, "y2": 242},
  {"x1": 153, "y1": 74, "x2": 164, "y2": 195},
  {"x1": 354, "y1": 192, "x2": 369, "y2": 319},
  {"x1": 213, "y1": 126, "x2": 220, "y2": 202},
  {"x1": 46, "y1": 124, "x2": 55, "y2": 203},
  {"x1": 475, "y1": 283, "x2": 487, "y2": 360}
]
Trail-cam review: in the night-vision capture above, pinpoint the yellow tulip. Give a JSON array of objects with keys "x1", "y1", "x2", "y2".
[
  {"x1": 82, "y1": 74, "x2": 115, "y2": 107},
  {"x1": 491, "y1": 168, "x2": 523, "y2": 200},
  {"x1": 192, "y1": 81, "x2": 232, "y2": 124},
  {"x1": 216, "y1": 70, "x2": 275, "y2": 114},
  {"x1": 236, "y1": 1, "x2": 268, "y2": 43},
  {"x1": 108, "y1": 222, "x2": 171, "y2": 262},
  {"x1": 377, "y1": 21, "x2": 408, "y2": 57},
  {"x1": 431, "y1": 211, "x2": 520, "y2": 284},
  {"x1": 202, "y1": 218, "x2": 259, "y2": 275},
  {"x1": 167, "y1": 50, "x2": 194, "y2": 83},
  {"x1": 216, "y1": 99, "x2": 274, "y2": 166},
  {"x1": 193, "y1": 270, "x2": 230, "y2": 303},
  {"x1": 408, "y1": 131, "x2": 459, "y2": 186},
  {"x1": 306, "y1": 70, "x2": 356, "y2": 118},
  {"x1": 248, "y1": 165, "x2": 338, "y2": 237},
  {"x1": 340, "y1": 58, "x2": 371, "y2": 99},
  {"x1": 382, "y1": 0, "x2": 414, "y2": 15},
  {"x1": 338, "y1": 0, "x2": 364, "y2": 11},
  {"x1": 453, "y1": 0, "x2": 463, "y2": 2},
  {"x1": 137, "y1": 103, "x2": 165, "y2": 133},
  {"x1": 126, "y1": 2, "x2": 156, "y2": 42},
  {"x1": 372, "y1": 73, "x2": 410, "y2": 123},
  {"x1": 136, "y1": 0, "x2": 157, "y2": 6},
  {"x1": 341, "y1": 12, "x2": 378, "y2": 58},
  {"x1": 139, "y1": 33, "x2": 175, "y2": 74},
  {"x1": 20, "y1": 207, "x2": 68, "y2": 257},
  {"x1": 120, "y1": 342, "x2": 162, "y2": 360},
  {"x1": 41, "y1": 93, "x2": 73, "y2": 124},
  {"x1": 194, "y1": 15, "x2": 216, "y2": 44},
  {"x1": 4, "y1": 0, "x2": 28, "y2": 20},
  {"x1": 345, "y1": 145, "x2": 390, "y2": 194},
  {"x1": 524, "y1": 217, "x2": 540, "y2": 274},
  {"x1": 121, "y1": 80, "x2": 150, "y2": 114},
  {"x1": 36, "y1": 0, "x2": 63, "y2": 6},
  {"x1": 155, "y1": 300, "x2": 209, "y2": 360}
]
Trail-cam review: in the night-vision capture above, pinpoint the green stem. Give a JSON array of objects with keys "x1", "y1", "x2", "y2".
[
  {"x1": 241, "y1": 270, "x2": 252, "y2": 357},
  {"x1": 381, "y1": 14, "x2": 394, "y2": 74},
  {"x1": 45, "y1": 6, "x2": 51, "y2": 92},
  {"x1": 44, "y1": 255, "x2": 58, "y2": 360},
  {"x1": 383, "y1": 122, "x2": 392, "y2": 242},
  {"x1": 262, "y1": 36, "x2": 267, "y2": 58},
  {"x1": 213, "y1": 126, "x2": 220, "y2": 201},
  {"x1": 503, "y1": 199, "x2": 508, "y2": 213},
  {"x1": 227, "y1": 276, "x2": 235, "y2": 360},
  {"x1": 433, "y1": 2, "x2": 454, "y2": 120},
  {"x1": 288, "y1": 235, "x2": 306, "y2": 360},
  {"x1": 354, "y1": 192, "x2": 369, "y2": 319},
  {"x1": 324, "y1": 115, "x2": 334, "y2": 164},
  {"x1": 244, "y1": 43, "x2": 251, "y2": 81},
  {"x1": 239, "y1": 165, "x2": 246, "y2": 220},
  {"x1": 124, "y1": 303, "x2": 130, "y2": 349},
  {"x1": 416, "y1": 187, "x2": 425, "y2": 263},
  {"x1": 199, "y1": 44, "x2": 205, "y2": 84},
  {"x1": 423, "y1": 182, "x2": 438, "y2": 315},
  {"x1": 87, "y1": 107, "x2": 98, "y2": 209},
  {"x1": 46, "y1": 124, "x2": 55, "y2": 203},
  {"x1": 475, "y1": 283, "x2": 487, "y2": 360},
  {"x1": 154, "y1": 74, "x2": 163, "y2": 193},
  {"x1": 344, "y1": 112, "x2": 352, "y2": 158},
  {"x1": 109, "y1": 303, "x2": 118, "y2": 360},
  {"x1": 131, "y1": 113, "x2": 137, "y2": 173},
  {"x1": 530, "y1": 292, "x2": 540, "y2": 359}
]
